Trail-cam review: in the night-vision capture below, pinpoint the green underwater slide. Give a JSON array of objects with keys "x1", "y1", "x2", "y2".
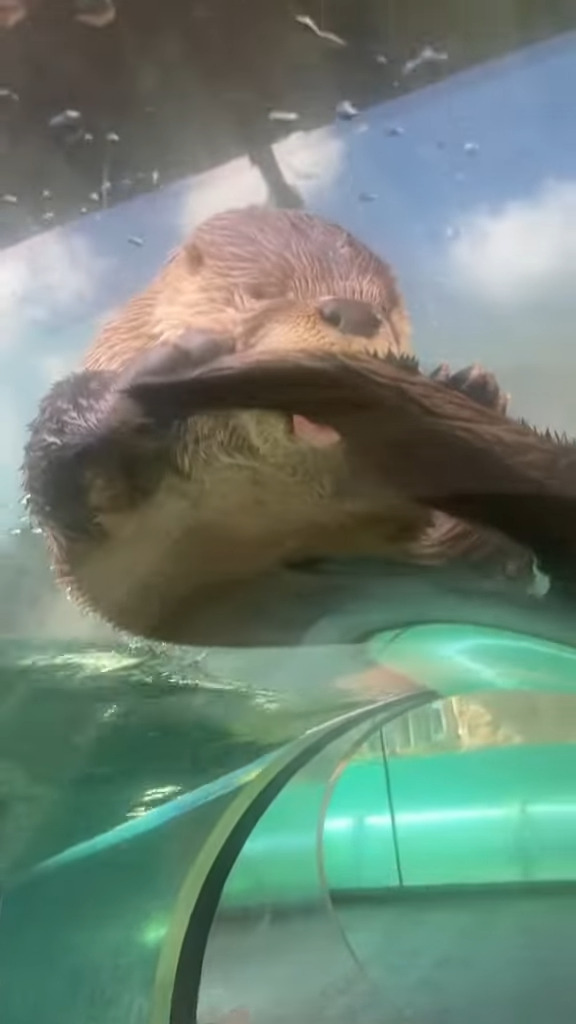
[{"x1": 1, "y1": 614, "x2": 576, "y2": 1024}]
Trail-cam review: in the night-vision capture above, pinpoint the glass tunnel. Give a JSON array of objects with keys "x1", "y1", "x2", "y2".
[{"x1": 1, "y1": 4, "x2": 576, "y2": 1024}]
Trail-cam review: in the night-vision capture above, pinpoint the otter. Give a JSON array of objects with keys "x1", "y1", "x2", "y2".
[
  {"x1": 22, "y1": 206, "x2": 532, "y2": 646},
  {"x1": 133, "y1": 340, "x2": 576, "y2": 598}
]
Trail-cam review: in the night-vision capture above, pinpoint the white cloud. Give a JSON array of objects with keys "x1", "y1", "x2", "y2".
[
  {"x1": 182, "y1": 155, "x2": 269, "y2": 228},
  {"x1": 446, "y1": 179, "x2": 576, "y2": 304},
  {"x1": 274, "y1": 125, "x2": 344, "y2": 194},
  {"x1": 0, "y1": 228, "x2": 109, "y2": 351}
]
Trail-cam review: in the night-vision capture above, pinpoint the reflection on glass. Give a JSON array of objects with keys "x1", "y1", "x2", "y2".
[
  {"x1": 197, "y1": 693, "x2": 576, "y2": 1023},
  {"x1": 320, "y1": 695, "x2": 576, "y2": 1022},
  {"x1": 199, "y1": 716, "x2": 393, "y2": 1024}
]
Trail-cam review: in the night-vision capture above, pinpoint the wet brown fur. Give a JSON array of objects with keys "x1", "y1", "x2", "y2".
[
  {"x1": 154, "y1": 346, "x2": 576, "y2": 592},
  {"x1": 24, "y1": 207, "x2": 533, "y2": 644}
]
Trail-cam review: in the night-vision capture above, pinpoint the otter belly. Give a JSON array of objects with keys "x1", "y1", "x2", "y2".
[{"x1": 63, "y1": 454, "x2": 427, "y2": 641}]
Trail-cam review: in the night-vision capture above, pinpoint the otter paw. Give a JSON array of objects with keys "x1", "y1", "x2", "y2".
[
  {"x1": 23, "y1": 370, "x2": 157, "y2": 540},
  {"x1": 430, "y1": 362, "x2": 509, "y2": 415},
  {"x1": 120, "y1": 330, "x2": 236, "y2": 424}
]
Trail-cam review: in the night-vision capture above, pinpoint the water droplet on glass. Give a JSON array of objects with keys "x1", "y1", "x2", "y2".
[
  {"x1": 1, "y1": 193, "x2": 18, "y2": 204},
  {"x1": 83, "y1": 132, "x2": 94, "y2": 143},
  {"x1": 89, "y1": 192, "x2": 100, "y2": 202},
  {"x1": 359, "y1": 192, "x2": 377, "y2": 203},
  {"x1": 464, "y1": 141, "x2": 480, "y2": 155},
  {"x1": 0, "y1": 86, "x2": 19, "y2": 103},
  {"x1": 375, "y1": 54, "x2": 388, "y2": 65},
  {"x1": 49, "y1": 109, "x2": 83, "y2": 131},
  {"x1": 336, "y1": 100, "x2": 358, "y2": 120},
  {"x1": 386, "y1": 125, "x2": 404, "y2": 137},
  {"x1": 268, "y1": 110, "x2": 300, "y2": 122},
  {"x1": 403, "y1": 45, "x2": 448, "y2": 76},
  {"x1": 105, "y1": 130, "x2": 120, "y2": 143},
  {"x1": 74, "y1": 0, "x2": 116, "y2": 28},
  {"x1": 80, "y1": 206, "x2": 89, "y2": 214},
  {"x1": 48, "y1": 109, "x2": 86, "y2": 146},
  {"x1": 41, "y1": 211, "x2": 55, "y2": 222},
  {"x1": 294, "y1": 14, "x2": 346, "y2": 47},
  {"x1": 128, "y1": 236, "x2": 144, "y2": 247},
  {"x1": 41, "y1": 189, "x2": 53, "y2": 199},
  {"x1": 0, "y1": 1, "x2": 26, "y2": 29},
  {"x1": 151, "y1": 169, "x2": 160, "y2": 186}
]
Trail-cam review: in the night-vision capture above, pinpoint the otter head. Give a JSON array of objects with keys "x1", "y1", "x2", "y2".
[
  {"x1": 171, "y1": 206, "x2": 411, "y2": 455},
  {"x1": 85, "y1": 205, "x2": 416, "y2": 518},
  {"x1": 186, "y1": 205, "x2": 410, "y2": 357}
]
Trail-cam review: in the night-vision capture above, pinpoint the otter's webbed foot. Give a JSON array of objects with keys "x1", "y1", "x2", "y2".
[
  {"x1": 23, "y1": 332, "x2": 234, "y2": 541},
  {"x1": 430, "y1": 362, "x2": 509, "y2": 415}
]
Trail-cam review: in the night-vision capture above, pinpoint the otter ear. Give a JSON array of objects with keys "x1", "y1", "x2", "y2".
[{"x1": 184, "y1": 240, "x2": 204, "y2": 271}]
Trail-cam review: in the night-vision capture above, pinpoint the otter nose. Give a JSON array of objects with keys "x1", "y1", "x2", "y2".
[{"x1": 317, "y1": 297, "x2": 382, "y2": 339}]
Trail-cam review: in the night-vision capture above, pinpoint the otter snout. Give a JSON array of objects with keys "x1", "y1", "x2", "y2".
[{"x1": 317, "y1": 298, "x2": 382, "y2": 339}]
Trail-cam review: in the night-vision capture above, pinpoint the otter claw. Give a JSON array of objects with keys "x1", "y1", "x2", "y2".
[
  {"x1": 430, "y1": 362, "x2": 451, "y2": 384},
  {"x1": 430, "y1": 361, "x2": 509, "y2": 415},
  {"x1": 120, "y1": 331, "x2": 236, "y2": 423},
  {"x1": 120, "y1": 331, "x2": 235, "y2": 388}
]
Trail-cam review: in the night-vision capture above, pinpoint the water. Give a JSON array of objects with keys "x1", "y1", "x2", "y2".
[{"x1": 0, "y1": 630, "x2": 366, "y2": 879}]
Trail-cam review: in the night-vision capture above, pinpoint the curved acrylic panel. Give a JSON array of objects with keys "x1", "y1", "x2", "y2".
[{"x1": 324, "y1": 695, "x2": 576, "y2": 1024}]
